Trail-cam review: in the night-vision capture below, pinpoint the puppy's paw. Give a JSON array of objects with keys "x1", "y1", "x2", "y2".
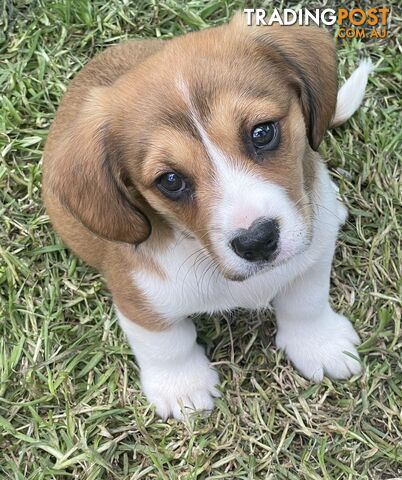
[
  {"x1": 276, "y1": 309, "x2": 361, "y2": 382},
  {"x1": 141, "y1": 345, "x2": 220, "y2": 420}
]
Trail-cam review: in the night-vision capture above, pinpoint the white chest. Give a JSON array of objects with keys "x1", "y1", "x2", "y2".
[{"x1": 132, "y1": 236, "x2": 311, "y2": 320}]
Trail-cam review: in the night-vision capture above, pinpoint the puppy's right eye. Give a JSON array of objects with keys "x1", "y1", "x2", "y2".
[{"x1": 156, "y1": 171, "x2": 188, "y2": 200}]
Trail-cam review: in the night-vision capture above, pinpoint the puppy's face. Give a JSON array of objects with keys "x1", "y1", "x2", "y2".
[
  {"x1": 128, "y1": 51, "x2": 311, "y2": 280},
  {"x1": 114, "y1": 20, "x2": 336, "y2": 280},
  {"x1": 57, "y1": 16, "x2": 337, "y2": 281}
]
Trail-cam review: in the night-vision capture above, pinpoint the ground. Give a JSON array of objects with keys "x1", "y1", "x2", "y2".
[{"x1": 1, "y1": 1, "x2": 401, "y2": 479}]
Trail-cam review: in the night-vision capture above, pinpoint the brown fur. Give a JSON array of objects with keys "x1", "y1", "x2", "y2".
[{"x1": 43, "y1": 16, "x2": 338, "y2": 329}]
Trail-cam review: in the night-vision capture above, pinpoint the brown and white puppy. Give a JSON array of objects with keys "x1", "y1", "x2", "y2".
[{"x1": 43, "y1": 14, "x2": 372, "y2": 420}]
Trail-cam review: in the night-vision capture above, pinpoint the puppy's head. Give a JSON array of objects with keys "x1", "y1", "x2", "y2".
[{"x1": 54, "y1": 15, "x2": 337, "y2": 280}]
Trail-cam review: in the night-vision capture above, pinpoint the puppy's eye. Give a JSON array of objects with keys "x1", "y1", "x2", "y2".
[
  {"x1": 156, "y1": 171, "x2": 188, "y2": 200},
  {"x1": 251, "y1": 122, "x2": 280, "y2": 151}
]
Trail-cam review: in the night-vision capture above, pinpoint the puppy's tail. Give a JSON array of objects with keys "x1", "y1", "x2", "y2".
[{"x1": 331, "y1": 59, "x2": 374, "y2": 127}]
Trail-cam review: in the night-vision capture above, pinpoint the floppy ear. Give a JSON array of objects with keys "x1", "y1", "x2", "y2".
[
  {"x1": 48, "y1": 88, "x2": 151, "y2": 244},
  {"x1": 234, "y1": 15, "x2": 337, "y2": 150}
]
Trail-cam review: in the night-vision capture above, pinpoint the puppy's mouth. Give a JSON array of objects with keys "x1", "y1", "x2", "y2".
[
  {"x1": 216, "y1": 234, "x2": 313, "y2": 282},
  {"x1": 221, "y1": 254, "x2": 280, "y2": 282}
]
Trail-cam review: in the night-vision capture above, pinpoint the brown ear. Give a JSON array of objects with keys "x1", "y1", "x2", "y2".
[
  {"x1": 48, "y1": 89, "x2": 151, "y2": 244},
  {"x1": 236, "y1": 16, "x2": 337, "y2": 150}
]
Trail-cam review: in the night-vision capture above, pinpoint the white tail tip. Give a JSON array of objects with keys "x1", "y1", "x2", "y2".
[{"x1": 331, "y1": 59, "x2": 374, "y2": 127}]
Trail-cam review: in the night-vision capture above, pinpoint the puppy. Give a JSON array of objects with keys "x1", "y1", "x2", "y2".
[{"x1": 43, "y1": 14, "x2": 372, "y2": 420}]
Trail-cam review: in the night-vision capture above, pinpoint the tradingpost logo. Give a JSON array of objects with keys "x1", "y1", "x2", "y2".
[{"x1": 244, "y1": 8, "x2": 390, "y2": 39}]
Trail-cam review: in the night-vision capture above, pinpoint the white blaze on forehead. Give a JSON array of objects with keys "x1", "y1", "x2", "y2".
[
  {"x1": 176, "y1": 76, "x2": 191, "y2": 105},
  {"x1": 175, "y1": 76, "x2": 231, "y2": 177}
]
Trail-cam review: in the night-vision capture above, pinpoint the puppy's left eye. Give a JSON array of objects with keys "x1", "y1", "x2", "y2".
[
  {"x1": 156, "y1": 171, "x2": 188, "y2": 200},
  {"x1": 251, "y1": 122, "x2": 280, "y2": 151}
]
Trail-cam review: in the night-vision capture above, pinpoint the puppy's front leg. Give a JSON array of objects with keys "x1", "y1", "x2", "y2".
[
  {"x1": 117, "y1": 310, "x2": 220, "y2": 420},
  {"x1": 273, "y1": 254, "x2": 362, "y2": 382}
]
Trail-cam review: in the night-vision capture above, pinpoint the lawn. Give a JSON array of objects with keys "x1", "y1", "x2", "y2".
[{"x1": 0, "y1": 1, "x2": 401, "y2": 479}]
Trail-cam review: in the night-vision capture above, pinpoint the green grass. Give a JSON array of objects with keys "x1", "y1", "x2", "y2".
[{"x1": 1, "y1": 1, "x2": 401, "y2": 478}]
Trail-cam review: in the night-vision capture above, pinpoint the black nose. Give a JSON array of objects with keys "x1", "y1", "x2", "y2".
[{"x1": 230, "y1": 218, "x2": 279, "y2": 262}]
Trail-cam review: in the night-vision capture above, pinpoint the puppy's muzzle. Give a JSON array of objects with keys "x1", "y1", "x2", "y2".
[{"x1": 230, "y1": 218, "x2": 279, "y2": 263}]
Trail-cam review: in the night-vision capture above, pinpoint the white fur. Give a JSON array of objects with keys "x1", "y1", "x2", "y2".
[
  {"x1": 276, "y1": 307, "x2": 361, "y2": 382},
  {"x1": 332, "y1": 59, "x2": 374, "y2": 126},
  {"x1": 274, "y1": 249, "x2": 361, "y2": 382},
  {"x1": 117, "y1": 311, "x2": 220, "y2": 420}
]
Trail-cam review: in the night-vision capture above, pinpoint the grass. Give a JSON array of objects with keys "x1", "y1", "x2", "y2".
[{"x1": 0, "y1": 0, "x2": 401, "y2": 478}]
